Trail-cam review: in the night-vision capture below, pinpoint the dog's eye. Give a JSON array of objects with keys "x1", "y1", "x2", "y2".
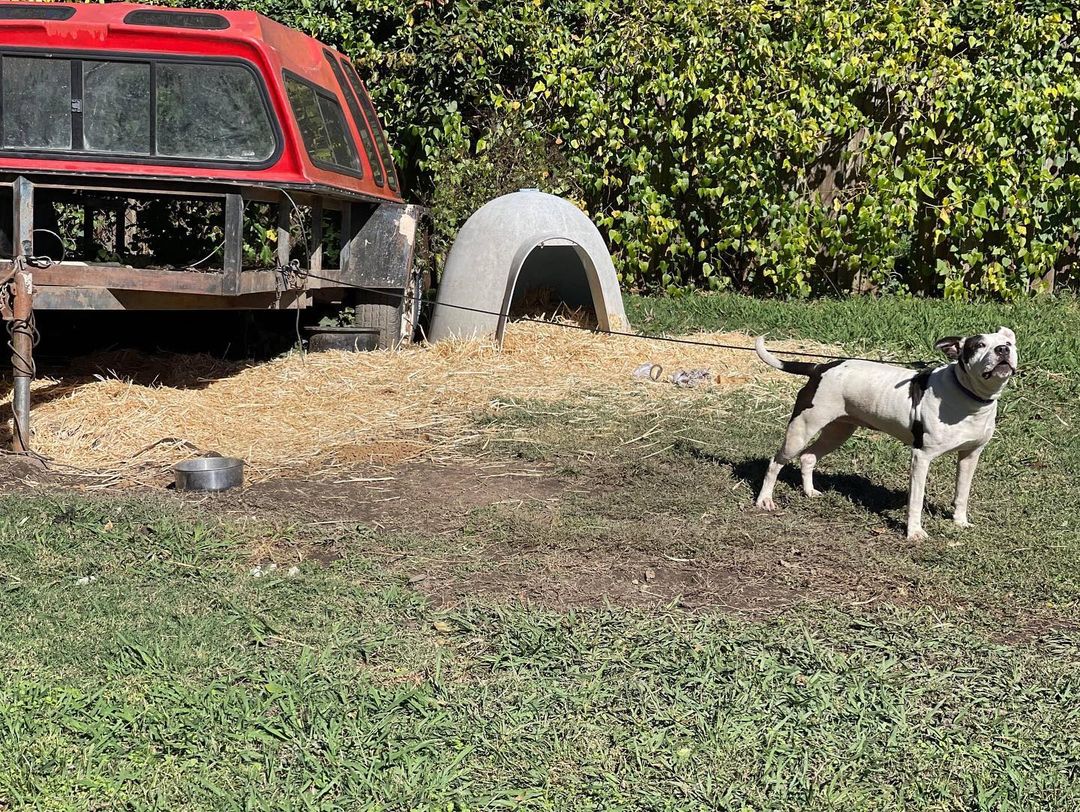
[{"x1": 973, "y1": 342, "x2": 985, "y2": 349}]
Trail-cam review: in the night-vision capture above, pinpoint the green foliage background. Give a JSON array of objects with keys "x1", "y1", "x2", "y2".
[{"x1": 206, "y1": 0, "x2": 1080, "y2": 298}]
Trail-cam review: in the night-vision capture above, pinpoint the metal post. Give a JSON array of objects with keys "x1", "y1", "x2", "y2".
[
  {"x1": 114, "y1": 201, "x2": 126, "y2": 256},
  {"x1": 11, "y1": 177, "x2": 34, "y2": 453},
  {"x1": 82, "y1": 203, "x2": 94, "y2": 259},
  {"x1": 11, "y1": 265, "x2": 33, "y2": 453},
  {"x1": 124, "y1": 206, "x2": 138, "y2": 251}
]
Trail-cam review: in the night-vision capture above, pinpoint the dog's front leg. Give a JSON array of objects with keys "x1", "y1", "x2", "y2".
[
  {"x1": 953, "y1": 446, "x2": 984, "y2": 528},
  {"x1": 906, "y1": 449, "x2": 933, "y2": 541}
]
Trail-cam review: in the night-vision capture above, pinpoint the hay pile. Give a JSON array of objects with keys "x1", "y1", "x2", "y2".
[{"x1": 20, "y1": 321, "x2": 826, "y2": 486}]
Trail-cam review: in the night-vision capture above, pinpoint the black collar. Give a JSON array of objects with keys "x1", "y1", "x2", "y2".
[{"x1": 951, "y1": 365, "x2": 996, "y2": 405}]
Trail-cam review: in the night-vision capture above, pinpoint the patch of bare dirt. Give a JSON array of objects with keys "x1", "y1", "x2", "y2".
[
  {"x1": 0, "y1": 454, "x2": 50, "y2": 486},
  {"x1": 391, "y1": 531, "x2": 917, "y2": 617},
  {"x1": 195, "y1": 453, "x2": 920, "y2": 616},
  {"x1": 0, "y1": 452, "x2": 922, "y2": 616},
  {"x1": 211, "y1": 458, "x2": 564, "y2": 535}
]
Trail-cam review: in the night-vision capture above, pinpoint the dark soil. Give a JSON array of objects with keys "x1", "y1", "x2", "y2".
[
  {"x1": 200, "y1": 454, "x2": 918, "y2": 617},
  {"x1": 218, "y1": 459, "x2": 565, "y2": 535}
]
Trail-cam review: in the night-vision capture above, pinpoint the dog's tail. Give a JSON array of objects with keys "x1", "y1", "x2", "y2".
[{"x1": 755, "y1": 336, "x2": 819, "y2": 376}]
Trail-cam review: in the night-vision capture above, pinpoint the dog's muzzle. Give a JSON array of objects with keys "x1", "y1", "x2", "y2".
[{"x1": 984, "y1": 361, "x2": 1016, "y2": 379}]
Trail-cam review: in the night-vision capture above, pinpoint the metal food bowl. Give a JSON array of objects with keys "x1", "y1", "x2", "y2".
[
  {"x1": 173, "y1": 457, "x2": 244, "y2": 492},
  {"x1": 304, "y1": 327, "x2": 381, "y2": 353}
]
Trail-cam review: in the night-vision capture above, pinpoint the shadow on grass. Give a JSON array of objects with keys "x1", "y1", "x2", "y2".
[{"x1": 681, "y1": 441, "x2": 909, "y2": 530}]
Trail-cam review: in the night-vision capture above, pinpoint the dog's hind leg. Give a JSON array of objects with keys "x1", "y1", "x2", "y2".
[
  {"x1": 756, "y1": 409, "x2": 835, "y2": 510},
  {"x1": 799, "y1": 421, "x2": 857, "y2": 497}
]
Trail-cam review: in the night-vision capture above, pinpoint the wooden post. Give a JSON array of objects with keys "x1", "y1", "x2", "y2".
[
  {"x1": 339, "y1": 203, "x2": 353, "y2": 272},
  {"x1": 276, "y1": 199, "x2": 292, "y2": 268},
  {"x1": 310, "y1": 198, "x2": 323, "y2": 275},
  {"x1": 222, "y1": 193, "x2": 243, "y2": 295}
]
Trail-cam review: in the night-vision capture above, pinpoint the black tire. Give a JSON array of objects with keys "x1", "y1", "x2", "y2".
[{"x1": 352, "y1": 290, "x2": 405, "y2": 349}]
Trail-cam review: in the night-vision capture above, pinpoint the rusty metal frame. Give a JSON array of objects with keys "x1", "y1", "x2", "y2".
[{"x1": 1, "y1": 173, "x2": 424, "y2": 310}]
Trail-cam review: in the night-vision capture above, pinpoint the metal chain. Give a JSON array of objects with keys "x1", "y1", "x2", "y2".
[
  {"x1": 7, "y1": 309, "x2": 39, "y2": 379},
  {"x1": 273, "y1": 258, "x2": 306, "y2": 307},
  {"x1": 5, "y1": 255, "x2": 41, "y2": 380}
]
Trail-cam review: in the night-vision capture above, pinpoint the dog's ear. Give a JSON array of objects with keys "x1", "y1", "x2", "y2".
[
  {"x1": 998, "y1": 326, "x2": 1016, "y2": 342},
  {"x1": 934, "y1": 336, "x2": 964, "y2": 360}
]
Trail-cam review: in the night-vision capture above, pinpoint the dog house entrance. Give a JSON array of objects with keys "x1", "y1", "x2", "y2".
[{"x1": 500, "y1": 239, "x2": 601, "y2": 341}]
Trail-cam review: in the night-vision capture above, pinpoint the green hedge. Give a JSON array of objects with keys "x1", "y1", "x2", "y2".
[{"x1": 208, "y1": 0, "x2": 1080, "y2": 298}]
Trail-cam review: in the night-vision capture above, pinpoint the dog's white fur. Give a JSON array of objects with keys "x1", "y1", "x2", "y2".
[{"x1": 754, "y1": 328, "x2": 1018, "y2": 540}]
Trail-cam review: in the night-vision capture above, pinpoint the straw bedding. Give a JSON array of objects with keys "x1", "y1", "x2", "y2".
[{"x1": 17, "y1": 320, "x2": 826, "y2": 486}]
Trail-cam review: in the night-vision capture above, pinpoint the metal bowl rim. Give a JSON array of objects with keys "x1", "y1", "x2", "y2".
[{"x1": 173, "y1": 457, "x2": 245, "y2": 474}]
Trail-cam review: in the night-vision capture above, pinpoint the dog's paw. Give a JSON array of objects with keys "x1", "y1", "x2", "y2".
[
  {"x1": 755, "y1": 496, "x2": 777, "y2": 511},
  {"x1": 953, "y1": 518, "x2": 972, "y2": 529},
  {"x1": 804, "y1": 488, "x2": 824, "y2": 498},
  {"x1": 907, "y1": 528, "x2": 929, "y2": 542}
]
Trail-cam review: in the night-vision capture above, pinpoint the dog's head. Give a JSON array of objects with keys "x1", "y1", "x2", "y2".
[{"x1": 935, "y1": 327, "x2": 1018, "y2": 382}]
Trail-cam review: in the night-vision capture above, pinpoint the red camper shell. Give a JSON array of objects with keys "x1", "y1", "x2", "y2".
[
  {"x1": 0, "y1": 0, "x2": 424, "y2": 343},
  {"x1": 0, "y1": 1, "x2": 401, "y2": 198}
]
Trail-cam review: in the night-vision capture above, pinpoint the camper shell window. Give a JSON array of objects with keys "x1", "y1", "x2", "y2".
[
  {"x1": 283, "y1": 72, "x2": 361, "y2": 176},
  {"x1": 340, "y1": 60, "x2": 399, "y2": 192},
  {"x1": 0, "y1": 51, "x2": 278, "y2": 166},
  {"x1": 322, "y1": 49, "x2": 380, "y2": 185}
]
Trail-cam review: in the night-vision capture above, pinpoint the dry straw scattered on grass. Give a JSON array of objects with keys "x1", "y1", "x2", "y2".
[{"x1": 16, "y1": 319, "x2": 831, "y2": 486}]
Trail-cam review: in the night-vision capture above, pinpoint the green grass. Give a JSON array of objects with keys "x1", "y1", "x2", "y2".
[
  {"x1": 3, "y1": 293, "x2": 1080, "y2": 810},
  {"x1": 2, "y1": 497, "x2": 1078, "y2": 811}
]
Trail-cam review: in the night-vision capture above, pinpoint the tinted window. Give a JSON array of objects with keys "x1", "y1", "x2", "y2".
[
  {"x1": 0, "y1": 4, "x2": 75, "y2": 20},
  {"x1": 2, "y1": 57, "x2": 71, "y2": 150},
  {"x1": 156, "y1": 63, "x2": 274, "y2": 161},
  {"x1": 317, "y1": 95, "x2": 359, "y2": 170},
  {"x1": 83, "y1": 61, "x2": 151, "y2": 154},
  {"x1": 324, "y1": 51, "x2": 379, "y2": 185},
  {"x1": 341, "y1": 62, "x2": 398, "y2": 191},
  {"x1": 284, "y1": 76, "x2": 360, "y2": 173},
  {"x1": 124, "y1": 10, "x2": 229, "y2": 30}
]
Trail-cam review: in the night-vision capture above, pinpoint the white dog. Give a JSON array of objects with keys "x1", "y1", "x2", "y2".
[{"x1": 754, "y1": 328, "x2": 1018, "y2": 540}]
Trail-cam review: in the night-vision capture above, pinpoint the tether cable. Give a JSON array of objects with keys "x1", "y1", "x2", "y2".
[{"x1": 293, "y1": 267, "x2": 930, "y2": 367}]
